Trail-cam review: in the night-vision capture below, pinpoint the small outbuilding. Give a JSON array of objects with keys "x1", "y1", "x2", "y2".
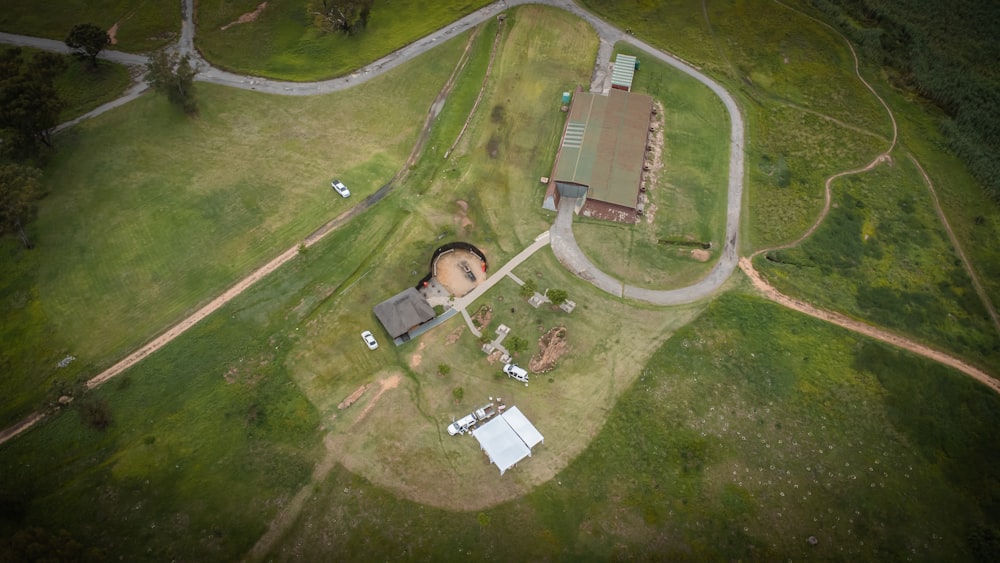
[
  {"x1": 373, "y1": 287, "x2": 436, "y2": 341},
  {"x1": 472, "y1": 406, "x2": 544, "y2": 476},
  {"x1": 611, "y1": 53, "x2": 638, "y2": 91}
]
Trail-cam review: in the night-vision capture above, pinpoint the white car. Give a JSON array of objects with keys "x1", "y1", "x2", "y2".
[
  {"x1": 361, "y1": 330, "x2": 378, "y2": 350},
  {"x1": 331, "y1": 179, "x2": 351, "y2": 198}
]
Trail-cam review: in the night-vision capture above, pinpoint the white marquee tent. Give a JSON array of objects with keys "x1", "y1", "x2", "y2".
[{"x1": 472, "y1": 406, "x2": 544, "y2": 475}]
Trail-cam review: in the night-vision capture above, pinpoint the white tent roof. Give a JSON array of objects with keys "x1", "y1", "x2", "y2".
[
  {"x1": 502, "y1": 406, "x2": 544, "y2": 449},
  {"x1": 473, "y1": 416, "x2": 530, "y2": 475}
]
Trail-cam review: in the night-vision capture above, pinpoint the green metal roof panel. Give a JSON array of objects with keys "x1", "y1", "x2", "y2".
[
  {"x1": 553, "y1": 90, "x2": 652, "y2": 210},
  {"x1": 611, "y1": 54, "x2": 637, "y2": 90}
]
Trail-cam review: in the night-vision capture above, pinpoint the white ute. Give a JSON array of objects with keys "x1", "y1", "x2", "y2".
[
  {"x1": 503, "y1": 363, "x2": 529, "y2": 384},
  {"x1": 447, "y1": 414, "x2": 477, "y2": 436}
]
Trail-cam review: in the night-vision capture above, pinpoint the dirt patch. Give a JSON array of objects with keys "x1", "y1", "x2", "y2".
[
  {"x1": 338, "y1": 382, "x2": 372, "y2": 410},
  {"x1": 691, "y1": 248, "x2": 711, "y2": 262},
  {"x1": 354, "y1": 374, "x2": 402, "y2": 426},
  {"x1": 529, "y1": 326, "x2": 569, "y2": 373},
  {"x1": 434, "y1": 248, "x2": 484, "y2": 297},
  {"x1": 409, "y1": 341, "x2": 426, "y2": 369},
  {"x1": 107, "y1": 23, "x2": 119, "y2": 45},
  {"x1": 454, "y1": 200, "x2": 474, "y2": 233},
  {"x1": 470, "y1": 304, "x2": 492, "y2": 331},
  {"x1": 445, "y1": 325, "x2": 464, "y2": 344},
  {"x1": 486, "y1": 349, "x2": 504, "y2": 364},
  {"x1": 221, "y1": 2, "x2": 268, "y2": 31}
]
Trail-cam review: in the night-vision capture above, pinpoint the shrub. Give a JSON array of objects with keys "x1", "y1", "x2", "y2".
[
  {"x1": 520, "y1": 279, "x2": 537, "y2": 298},
  {"x1": 452, "y1": 386, "x2": 464, "y2": 403},
  {"x1": 547, "y1": 289, "x2": 569, "y2": 306},
  {"x1": 438, "y1": 364, "x2": 451, "y2": 376}
]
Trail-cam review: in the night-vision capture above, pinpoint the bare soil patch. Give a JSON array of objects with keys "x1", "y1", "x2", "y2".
[
  {"x1": 529, "y1": 326, "x2": 569, "y2": 373},
  {"x1": 338, "y1": 382, "x2": 372, "y2": 410},
  {"x1": 445, "y1": 325, "x2": 464, "y2": 344},
  {"x1": 409, "y1": 341, "x2": 426, "y2": 369},
  {"x1": 690, "y1": 248, "x2": 711, "y2": 262},
  {"x1": 107, "y1": 23, "x2": 119, "y2": 45},
  {"x1": 434, "y1": 249, "x2": 485, "y2": 297},
  {"x1": 221, "y1": 2, "x2": 268, "y2": 31},
  {"x1": 454, "y1": 199, "x2": 474, "y2": 233},
  {"x1": 353, "y1": 373, "x2": 402, "y2": 426},
  {"x1": 470, "y1": 304, "x2": 492, "y2": 331}
]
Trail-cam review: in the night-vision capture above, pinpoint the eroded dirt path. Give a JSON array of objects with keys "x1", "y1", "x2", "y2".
[
  {"x1": 740, "y1": 258, "x2": 1000, "y2": 394},
  {"x1": 742, "y1": 1, "x2": 999, "y2": 393}
]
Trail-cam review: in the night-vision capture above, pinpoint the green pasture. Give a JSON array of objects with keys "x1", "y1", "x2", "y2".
[
  {"x1": 0, "y1": 203, "x2": 411, "y2": 560},
  {"x1": 757, "y1": 155, "x2": 1000, "y2": 372},
  {"x1": 271, "y1": 292, "x2": 1000, "y2": 560},
  {"x1": 301, "y1": 244, "x2": 706, "y2": 512},
  {"x1": 405, "y1": 5, "x2": 598, "y2": 263},
  {"x1": 0, "y1": 33, "x2": 468, "y2": 427},
  {"x1": 196, "y1": 0, "x2": 492, "y2": 81},
  {"x1": 54, "y1": 58, "x2": 132, "y2": 122},
  {"x1": 573, "y1": 43, "x2": 730, "y2": 288},
  {"x1": 0, "y1": 0, "x2": 178, "y2": 52}
]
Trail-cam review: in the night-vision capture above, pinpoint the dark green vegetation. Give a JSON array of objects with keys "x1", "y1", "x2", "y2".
[
  {"x1": 196, "y1": 0, "x2": 492, "y2": 81},
  {"x1": 272, "y1": 293, "x2": 1000, "y2": 560},
  {"x1": 145, "y1": 51, "x2": 197, "y2": 114},
  {"x1": 812, "y1": 0, "x2": 1000, "y2": 203},
  {"x1": 0, "y1": 47, "x2": 66, "y2": 161},
  {"x1": 53, "y1": 57, "x2": 131, "y2": 122},
  {"x1": 759, "y1": 156, "x2": 1000, "y2": 371},
  {"x1": 65, "y1": 23, "x2": 110, "y2": 67},
  {"x1": 0, "y1": 0, "x2": 178, "y2": 52}
]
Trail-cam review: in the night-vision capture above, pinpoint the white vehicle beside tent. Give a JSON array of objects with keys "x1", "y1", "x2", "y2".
[
  {"x1": 503, "y1": 363, "x2": 529, "y2": 384},
  {"x1": 447, "y1": 413, "x2": 478, "y2": 436}
]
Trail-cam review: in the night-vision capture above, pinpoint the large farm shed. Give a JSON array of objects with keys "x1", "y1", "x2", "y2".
[
  {"x1": 543, "y1": 88, "x2": 653, "y2": 223},
  {"x1": 373, "y1": 287, "x2": 436, "y2": 341},
  {"x1": 472, "y1": 406, "x2": 544, "y2": 476}
]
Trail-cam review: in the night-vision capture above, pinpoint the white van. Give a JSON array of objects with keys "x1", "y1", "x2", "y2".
[{"x1": 503, "y1": 363, "x2": 529, "y2": 383}]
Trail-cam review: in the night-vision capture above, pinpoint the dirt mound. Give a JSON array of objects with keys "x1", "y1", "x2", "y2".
[
  {"x1": 529, "y1": 326, "x2": 568, "y2": 373},
  {"x1": 338, "y1": 383, "x2": 371, "y2": 410},
  {"x1": 445, "y1": 325, "x2": 464, "y2": 344},
  {"x1": 221, "y1": 2, "x2": 268, "y2": 31},
  {"x1": 471, "y1": 304, "x2": 492, "y2": 330},
  {"x1": 691, "y1": 248, "x2": 711, "y2": 262}
]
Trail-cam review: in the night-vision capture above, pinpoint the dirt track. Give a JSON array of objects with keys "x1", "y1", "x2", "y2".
[
  {"x1": 740, "y1": 258, "x2": 999, "y2": 394},
  {"x1": 742, "y1": 3, "x2": 999, "y2": 394}
]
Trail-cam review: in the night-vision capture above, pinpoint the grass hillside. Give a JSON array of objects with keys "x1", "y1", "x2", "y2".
[
  {"x1": 0, "y1": 32, "x2": 469, "y2": 428},
  {"x1": 196, "y1": 0, "x2": 492, "y2": 81},
  {"x1": 0, "y1": 0, "x2": 178, "y2": 52}
]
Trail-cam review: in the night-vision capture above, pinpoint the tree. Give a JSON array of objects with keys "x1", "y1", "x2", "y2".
[
  {"x1": 65, "y1": 23, "x2": 109, "y2": 68},
  {"x1": 0, "y1": 163, "x2": 43, "y2": 248},
  {"x1": 145, "y1": 50, "x2": 198, "y2": 114},
  {"x1": 546, "y1": 289, "x2": 569, "y2": 306},
  {"x1": 0, "y1": 48, "x2": 65, "y2": 157},
  {"x1": 519, "y1": 279, "x2": 537, "y2": 298},
  {"x1": 309, "y1": 0, "x2": 374, "y2": 35}
]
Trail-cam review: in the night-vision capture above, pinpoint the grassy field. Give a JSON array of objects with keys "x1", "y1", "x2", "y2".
[
  {"x1": 269, "y1": 292, "x2": 1000, "y2": 560},
  {"x1": 0, "y1": 206, "x2": 410, "y2": 560},
  {"x1": 54, "y1": 60, "x2": 131, "y2": 122},
  {"x1": 572, "y1": 43, "x2": 730, "y2": 288},
  {"x1": 0, "y1": 33, "x2": 468, "y2": 428},
  {"x1": 4, "y1": 1, "x2": 1000, "y2": 560},
  {"x1": 0, "y1": 0, "x2": 178, "y2": 52},
  {"x1": 196, "y1": 0, "x2": 492, "y2": 81},
  {"x1": 757, "y1": 155, "x2": 1000, "y2": 372},
  {"x1": 402, "y1": 5, "x2": 598, "y2": 263}
]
